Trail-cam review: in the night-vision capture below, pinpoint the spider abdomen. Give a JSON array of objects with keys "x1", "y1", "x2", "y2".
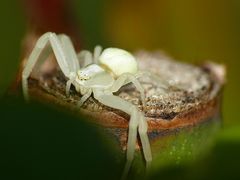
[{"x1": 99, "y1": 48, "x2": 138, "y2": 78}]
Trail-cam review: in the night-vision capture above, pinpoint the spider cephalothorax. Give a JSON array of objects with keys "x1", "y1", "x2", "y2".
[{"x1": 22, "y1": 32, "x2": 160, "y2": 179}]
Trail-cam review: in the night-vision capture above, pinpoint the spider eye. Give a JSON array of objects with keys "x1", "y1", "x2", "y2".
[
  {"x1": 77, "y1": 71, "x2": 90, "y2": 80},
  {"x1": 82, "y1": 76, "x2": 89, "y2": 80}
]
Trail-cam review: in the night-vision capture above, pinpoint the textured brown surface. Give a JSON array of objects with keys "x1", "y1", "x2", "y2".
[{"x1": 27, "y1": 81, "x2": 220, "y2": 131}]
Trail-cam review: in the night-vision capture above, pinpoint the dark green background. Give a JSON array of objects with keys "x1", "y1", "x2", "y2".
[{"x1": 0, "y1": 1, "x2": 240, "y2": 179}]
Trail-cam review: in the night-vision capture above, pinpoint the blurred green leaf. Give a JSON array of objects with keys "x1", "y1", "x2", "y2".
[{"x1": 0, "y1": 96, "x2": 120, "y2": 179}]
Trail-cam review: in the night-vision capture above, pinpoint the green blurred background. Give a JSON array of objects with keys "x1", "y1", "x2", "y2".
[{"x1": 0, "y1": 0, "x2": 240, "y2": 179}]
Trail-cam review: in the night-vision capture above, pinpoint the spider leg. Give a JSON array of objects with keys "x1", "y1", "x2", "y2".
[
  {"x1": 108, "y1": 74, "x2": 152, "y2": 176},
  {"x1": 139, "y1": 112, "x2": 152, "y2": 171},
  {"x1": 22, "y1": 32, "x2": 76, "y2": 101},
  {"x1": 57, "y1": 34, "x2": 81, "y2": 96},
  {"x1": 77, "y1": 50, "x2": 93, "y2": 67},
  {"x1": 77, "y1": 89, "x2": 92, "y2": 107},
  {"x1": 58, "y1": 34, "x2": 80, "y2": 72},
  {"x1": 110, "y1": 73, "x2": 146, "y2": 107},
  {"x1": 77, "y1": 45, "x2": 102, "y2": 67},
  {"x1": 93, "y1": 45, "x2": 102, "y2": 64},
  {"x1": 93, "y1": 91, "x2": 142, "y2": 179},
  {"x1": 66, "y1": 78, "x2": 75, "y2": 97},
  {"x1": 136, "y1": 71, "x2": 169, "y2": 90}
]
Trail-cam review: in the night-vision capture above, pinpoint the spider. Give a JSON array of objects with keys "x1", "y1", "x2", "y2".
[{"x1": 22, "y1": 32, "x2": 165, "y2": 179}]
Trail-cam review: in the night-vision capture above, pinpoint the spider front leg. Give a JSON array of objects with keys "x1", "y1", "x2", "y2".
[
  {"x1": 93, "y1": 90, "x2": 150, "y2": 179},
  {"x1": 22, "y1": 32, "x2": 81, "y2": 100},
  {"x1": 93, "y1": 45, "x2": 102, "y2": 63},
  {"x1": 138, "y1": 112, "x2": 152, "y2": 170},
  {"x1": 110, "y1": 73, "x2": 146, "y2": 107},
  {"x1": 109, "y1": 74, "x2": 152, "y2": 176},
  {"x1": 77, "y1": 50, "x2": 92, "y2": 67},
  {"x1": 77, "y1": 89, "x2": 92, "y2": 107},
  {"x1": 77, "y1": 45, "x2": 102, "y2": 67},
  {"x1": 58, "y1": 34, "x2": 80, "y2": 72},
  {"x1": 58, "y1": 34, "x2": 81, "y2": 96}
]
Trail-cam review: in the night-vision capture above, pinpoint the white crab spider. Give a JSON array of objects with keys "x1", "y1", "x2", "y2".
[{"x1": 22, "y1": 32, "x2": 152, "y2": 179}]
